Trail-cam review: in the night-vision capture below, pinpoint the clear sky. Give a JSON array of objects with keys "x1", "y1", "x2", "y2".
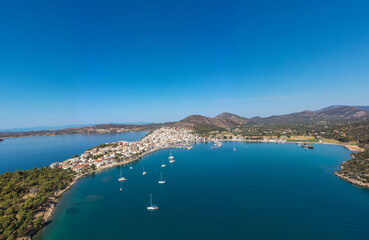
[{"x1": 1, "y1": 0, "x2": 369, "y2": 129}]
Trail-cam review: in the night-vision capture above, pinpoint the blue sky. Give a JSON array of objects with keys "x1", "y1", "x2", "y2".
[{"x1": 1, "y1": 0, "x2": 369, "y2": 129}]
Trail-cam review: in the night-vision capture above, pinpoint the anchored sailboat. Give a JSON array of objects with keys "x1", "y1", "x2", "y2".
[
  {"x1": 161, "y1": 160, "x2": 166, "y2": 168},
  {"x1": 168, "y1": 150, "x2": 174, "y2": 160},
  {"x1": 158, "y1": 172, "x2": 165, "y2": 184},
  {"x1": 147, "y1": 193, "x2": 159, "y2": 211},
  {"x1": 169, "y1": 151, "x2": 175, "y2": 163},
  {"x1": 118, "y1": 168, "x2": 127, "y2": 182},
  {"x1": 118, "y1": 168, "x2": 126, "y2": 191}
]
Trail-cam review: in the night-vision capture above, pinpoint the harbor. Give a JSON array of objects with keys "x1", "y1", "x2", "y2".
[{"x1": 34, "y1": 142, "x2": 369, "y2": 240}]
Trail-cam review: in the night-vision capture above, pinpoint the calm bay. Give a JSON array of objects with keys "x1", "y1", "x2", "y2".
[{"x1": 31, "y1": 141, "x2": 369, "y2": 240}]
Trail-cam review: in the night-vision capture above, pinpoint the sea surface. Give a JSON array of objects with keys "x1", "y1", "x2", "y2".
[
  {"x1": 33, "y1": 142, "x2": 369, "y2": 240},
  {"x1": 0, "y1": 132, "x2": 148, "y2": 173}
]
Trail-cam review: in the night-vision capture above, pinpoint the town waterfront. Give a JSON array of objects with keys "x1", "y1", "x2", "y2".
[
  {"x1": 34, "y1": 142, "x2": 369, "y2": 240},
  {"x1": 0, "y1": 132, "x2": 148, "y2": 173}
]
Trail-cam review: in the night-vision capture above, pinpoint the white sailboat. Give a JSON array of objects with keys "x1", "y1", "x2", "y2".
[
  {"x1": 118, "y1": 177, "x2": 126, "y2": 182},
  {"x1": 118, "y1": 168, "x2": 127, "y2": 182},
  {"x1": 161, "y1": 160, "x2": 166, "y2": 168},
  {"x1": 147, "y1": 193, "x2": 159, "y2": 211},
  {"x1": 142, "y1": 165, "x2": 147, "y2": 175},
  {"x1": 118, "y1": 168, "x2": 126, "y2": 191},
  {"x1": 168, "y1": 150, "x2": 174, "y2": 160},
  {"x1": 169, "y1": 152, "x2": 175, "y2": 163},
  {"x1": 158, "y1": 172, "x2": 165, "y2": 184}
]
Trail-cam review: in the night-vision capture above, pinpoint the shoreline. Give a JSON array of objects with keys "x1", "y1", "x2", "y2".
[
  {"x1": 32, "y1": 139, "x2": 365, "y2": 239},
  {"x1": 1, "y1": 129, "x2": 148, "y2": 140},
  {"x1": 34, "y1": 145, "x2": 173, "y2": 239},
  {"x1": 219, "y1": 139, "x2": 364, "y2": 152},
  {"x1": 334, "y1": 172, "x2": 369, "y2": 189}
]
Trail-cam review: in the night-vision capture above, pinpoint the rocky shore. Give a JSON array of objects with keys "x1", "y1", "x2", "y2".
[{"x1": 335, "y1": 172, "x2": 369, "y2": 188}]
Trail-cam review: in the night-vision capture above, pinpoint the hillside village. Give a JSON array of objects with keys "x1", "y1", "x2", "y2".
[{"x1": 50, "y1": 127, "x2": 204, "y2": 173}]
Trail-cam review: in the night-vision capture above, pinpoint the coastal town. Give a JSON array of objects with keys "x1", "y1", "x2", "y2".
[
  {"x1": 49, "y1": 126, "x2": 325, "y2": 174},
  {"x1": 50, "y1": 127, "x2": 204, "y2": 173}
]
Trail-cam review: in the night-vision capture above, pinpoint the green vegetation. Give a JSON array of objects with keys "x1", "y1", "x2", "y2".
[
  {"x1": 193, "y1": 125, "x2": 225, "y2": 134},
  {"x1": 333, "y1": 121, "x2": 369, "y2": 184},
  {"x1": 0, "y1": 167, "x2": 75, "y2": 239}
]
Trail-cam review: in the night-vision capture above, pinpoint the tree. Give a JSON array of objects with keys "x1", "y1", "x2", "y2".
[{"x1": 90, "y1": 164, "x2": 96, "y2": 170}]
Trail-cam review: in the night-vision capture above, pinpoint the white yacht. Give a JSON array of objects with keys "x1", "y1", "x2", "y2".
[
  {"x1": 158, "y1": 172, "x2": 166, "y2": 184},
  {"x1": 168, "y1": 150, "x2": 174, "y2": 160},
  {"x1": 118, "y1": 168, "x2": 127, "y2": 181},
  {"x1": 161, "y1": 160, "x2": 166, "y2": 168},
  {"x1": 142, "y1": 165, "x2": 147, "y2": 175},
  {"x1": 118, "y1": 177, "x2": 126, "y2": 182},
  {"x1": 147, "y1": 193, "x2": 159, "y2": 211}
]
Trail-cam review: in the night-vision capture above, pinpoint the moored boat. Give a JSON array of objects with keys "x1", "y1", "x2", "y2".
[
  {"x1": 147, "y1": 193, "x2": 159, "y2": 211},
  {"x1": 168, "y1": 150, "x2": 174, "y2": 160},
  {"x1": 118, "y1": 177, "x2": 126, "y2": 182},
  {"x1": 161, "y1": 160, "x2": 166, "y2": 168},
  {"x1": 158, "y1": 172, "x2": 165, "y2": 184}
]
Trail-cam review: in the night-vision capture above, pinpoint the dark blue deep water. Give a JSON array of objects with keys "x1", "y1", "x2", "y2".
[
  {"x1": 0, "y1": 132, "x2": 148, "y2": 173},
  {"x1": 33, "y1": 142, "x2": 369, "y2": 240}
]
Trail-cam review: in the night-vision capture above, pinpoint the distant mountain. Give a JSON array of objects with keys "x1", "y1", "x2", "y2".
[
  {"x1": 356, "y1": 106, "x2": 369, "y2": 111},
  {"x1": 0, "y1": 124, "x2": 94, "y2": 132},
  {"x1": 316, "y1": 105, "x2": 369, "y2": 113},
  {"x1": 214, "y1": 112, "x2": 248, "y2": 126},
  {"x1": 249, "y1": 106, "x2": 369, "y2": 124},
  {"x1": 174, "y1": 106, "x2": 369, "y2": 128},
  {"x1": 0, "y1": 122, "x2": 155, "y2": 132},
  {"x1": 315, "y1": 105, "x2": 347, "y2": 113},
  {"x1": 174, "y1": 113, "x2": 248, "y2": 128},
  {"x1": 2, "y1": 105, "x2": 369, "y2": 138},
  {"x1": 174, "y1": 115, "x2": 220, "y2": 128}
]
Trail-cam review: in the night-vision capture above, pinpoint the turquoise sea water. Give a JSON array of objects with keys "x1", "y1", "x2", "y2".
[
  {"x1": 0, "y1": 132, "x2": 148, "y2": 173},
  {"x1": 34, "y1": 142, "x2": 369, "y2": 240}
]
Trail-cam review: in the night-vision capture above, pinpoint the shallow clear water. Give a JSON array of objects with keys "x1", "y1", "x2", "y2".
[
  {"x1": 34, "y1": 142, "x2": 369, "y2": 240},
  {"x1": 0, "y1": 132, "x2": 148, "y2": 173}
]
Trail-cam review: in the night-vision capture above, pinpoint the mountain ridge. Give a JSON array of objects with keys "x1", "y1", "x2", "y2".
[{"x1": 1, "y1": 105, "x2": 368, "y2": 137}]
